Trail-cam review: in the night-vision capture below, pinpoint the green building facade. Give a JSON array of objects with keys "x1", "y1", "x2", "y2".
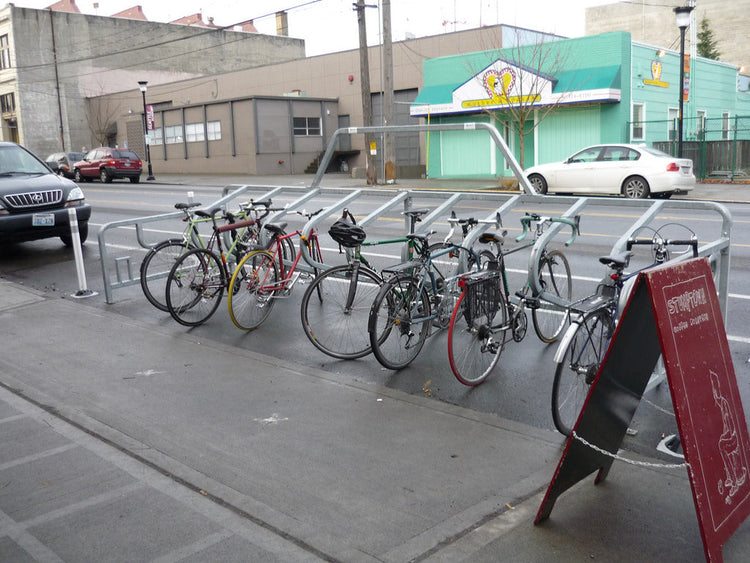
[{"x1": 411, "y1": 31, "x2": 750, "y2": 179}]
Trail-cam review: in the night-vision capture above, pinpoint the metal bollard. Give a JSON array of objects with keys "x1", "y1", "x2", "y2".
[{"x1": 68, "y1": 208, "x2": 97, "y2": 298}]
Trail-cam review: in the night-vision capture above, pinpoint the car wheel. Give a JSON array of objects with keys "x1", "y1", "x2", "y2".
[
  {"x1": 622, "y1": 175, "x2": 650, "y2": 199},
  {"x1": 74, "y1": 169, "x2": 84, "y2": 183},
  {"x1": 130, "y1": 176, "x2": 140, "y2": 184},
  {"x1": 528, "y1": 173, "x2": 548, "y2": 194},
  {"x1": 100, "y1": 168, "x2": 113, "y2": 183},
  {"x1": 60, "y1": 221, "x2": 89, "y2": 247}
]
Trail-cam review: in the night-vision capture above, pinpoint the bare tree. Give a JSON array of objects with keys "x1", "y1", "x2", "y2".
[
  {"x1": 83, "y1": 86, "x2": 125, "y2": 148},
  {"x1": 464, "y1": 33, "x2": 579, "y2": 169}
]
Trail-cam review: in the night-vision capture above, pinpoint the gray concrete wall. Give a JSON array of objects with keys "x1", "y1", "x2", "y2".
[{"x1": 3, "y1": 5, "x2": 305, "y2": 159}]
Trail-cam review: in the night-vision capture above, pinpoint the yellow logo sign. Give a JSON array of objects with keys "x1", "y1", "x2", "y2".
[
  {"x1": 462, "y1": 67, "x2": 540, "y2": 108},
  {"x1": 644, "y1": 60, "x2": 669, "y2": 88}
]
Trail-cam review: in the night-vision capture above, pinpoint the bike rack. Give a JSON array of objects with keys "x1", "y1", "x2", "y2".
[{"x1": 97, "y1": 123, "x2": 732, "y2": 332}]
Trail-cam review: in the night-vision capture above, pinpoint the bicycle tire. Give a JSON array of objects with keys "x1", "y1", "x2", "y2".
[
  {"x1": 448, "y1": 282, "x2": 507, "y2": 386},
  {"x1": 165, "y1": 248, "x2": 226, "y2": 327},
  {"x1": 533, "y1": 250, "x2": 572, "y2": 343},
  {"x1": 300, "y1": 263, "x2": 383, "y2": 360},
  {"x1": 227, "y1": 249, "x2": 280, "y2": 331},
  {"x1": 551, "y1": 308, "x2": 614, "y2": 436},
  {"x1": 368, "y1": 275, "x2": 431, "y2": 370},
  {"x1": 140, "y1": 238, "x2": 193, "y2": 311}
]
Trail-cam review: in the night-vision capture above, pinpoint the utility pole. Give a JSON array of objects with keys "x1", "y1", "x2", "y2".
[
  {"x1": 382, "y1": 0, "x2": 395, "y2": 183},
  {"x1": 354, "y1": 0, "x2": 377, "y2": 185}
]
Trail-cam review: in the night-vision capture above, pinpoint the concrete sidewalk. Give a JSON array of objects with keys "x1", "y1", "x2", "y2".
[{"x1": 2, "y1": 278, "x2": 749, "y2": 561}]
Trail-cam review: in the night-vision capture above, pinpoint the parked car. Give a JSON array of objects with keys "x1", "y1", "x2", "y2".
[
  {"x1": 73, "y1": 147, "x2": 142, "y2": 183},
  {"x1": 45, "y1": 151, "x2": 84, "y2": 179},
  {"x1": 0, "y1": 142, "x2": 91, "y2": 246},
  {"x1": 525, "y1": 144, "x2": 695, "y2": 199}
]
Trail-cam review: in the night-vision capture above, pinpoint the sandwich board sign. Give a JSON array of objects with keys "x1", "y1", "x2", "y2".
[{"x1": 535, "y1": 258, "x2": 750, "y2": 562}]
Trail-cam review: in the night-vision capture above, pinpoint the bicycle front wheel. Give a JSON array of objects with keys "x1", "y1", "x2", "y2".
[
  {"x1": 166, "y1": 248, "x2": 225, "y2": 327},
  {"x1": 301, "y1": 263, "x2": 382, "y2": 359},
  {"x1": 551, "y1": 308, "x2": 614, "y2": 436},
  {"x1": 448, "y1": 283, "x2": 507, "y2": 386},
  {"x1": 368, "y1": 275, "x2": 431, "y2": 370},
  {"x1": 228, "y1": 249, "x2": 280, "y2": 331},
  {"x1": 533, "y1": 250, "x2": 572, "y2": 343},
  {"x1": 140, "y1": 238, "x2": 192, "y2": 311}
]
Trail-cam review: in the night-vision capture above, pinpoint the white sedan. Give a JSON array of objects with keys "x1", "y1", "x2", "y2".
[{"x1": 525, "y1": 144, "x2": 695, "y2": 199}]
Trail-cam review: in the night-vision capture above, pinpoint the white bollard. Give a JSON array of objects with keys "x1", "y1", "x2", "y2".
[{"x1": 68, "y1": 208, "x2": 97, "y2": 298}]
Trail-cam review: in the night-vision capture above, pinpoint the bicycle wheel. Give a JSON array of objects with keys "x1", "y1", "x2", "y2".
[
  {"x1": 448, "y1": 279, "x2": 508, "y2": 386},
  {"x1": 368, "y1": 275, "x2": 431, "y2": 370},
  {"x1": 551, "y1": 309, "x2": 614, "y2": 436},
  {"x1": 301, "y1": 263, "x2": 382, "y2": 360},
  {"x1": 140, "y1": 238, "x2": 192, "y2": 311},
  {"x1": 166, "y1": 248, "x2": 225, "y2": 327},
  {"x1": 533, "y1": 250, "x2": 572, "y2": 343},
  {"x1": 227, "y1": 249, "x2": 280, "y2": 331}
]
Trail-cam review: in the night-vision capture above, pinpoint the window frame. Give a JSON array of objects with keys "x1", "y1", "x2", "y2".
[
  {"x1": 631, "y1": 102, "x2": 645, "y2": 141},
  {"x1": 292, "y1": 116, "x2": 321, "y2": 137}
]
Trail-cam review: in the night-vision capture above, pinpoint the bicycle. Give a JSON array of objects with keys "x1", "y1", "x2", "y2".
[
  {"x1": 550, "y1": 223, "x2": 698, "y2": 436},
  {"x1": 140, "y1": 199, "x2": 283, "y2": 312},
  {"x1": 227, "y1": 209, "x2": 326, "y2": 331},
  {"x1": 299, "y1": 206, "x2": 432, "y2": 360},
  {"x1": 447, "y1": 213, "x2": 579, "y2": 386},
  {"x1": 367, "y1": 228, "x2": 492, "y2": 371},
  {"x1": 164, "y1": 205, "x2": 287, "y2": 326}
]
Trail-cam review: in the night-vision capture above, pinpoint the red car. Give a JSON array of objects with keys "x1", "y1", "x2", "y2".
[{"x1": 74, "y1": 147, "x2": 142, "y2": 183}]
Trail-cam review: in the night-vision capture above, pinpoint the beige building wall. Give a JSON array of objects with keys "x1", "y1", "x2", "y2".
[
  {"x1": 586, "y1": 0, "x2": 749, "y2": 71},
  {"x1": 105, "y1": 25, "x2": 511, "y2": 175}
]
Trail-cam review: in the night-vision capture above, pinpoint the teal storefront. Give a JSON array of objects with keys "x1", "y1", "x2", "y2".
[{"x1": 411, "y1": 31, "x2": 750, "y2": 179}]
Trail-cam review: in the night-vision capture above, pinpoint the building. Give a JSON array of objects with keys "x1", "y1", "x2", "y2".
[
  {"x1": 94, "y1": 24, "x2": 530, "y2": 177},
  {"x1": 410, "y1": 32, "x2": 750, "y2": 179},
  {"x1": 0, "y1": 3, "x2": 304, "y2": 158},
  {"x1": 586, "y1": 0, "x2": 750, "y2": 77}
]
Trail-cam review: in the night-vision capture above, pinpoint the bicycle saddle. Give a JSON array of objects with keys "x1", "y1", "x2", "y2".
[
  {"x1": 174, "y1": 202, "x2": 202, "y2": 210},
  {"x1": 402, "y1": 208, "x2": 429, "y2": 218},
  {"x1": 599, "y1": 251, "x2": 632, "y2": 270},
  {"x1": 263, "y1": 222, "x2": 288, "y2": 235}
]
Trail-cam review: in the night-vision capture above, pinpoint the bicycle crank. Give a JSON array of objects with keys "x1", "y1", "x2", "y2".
[{"x1": 512, "y1": 310, "x2": 527, "y2": 342}]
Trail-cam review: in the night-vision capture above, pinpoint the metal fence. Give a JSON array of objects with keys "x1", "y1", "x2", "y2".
[{"x1": 633, "y1": 115, "x2": 750, "y2": 181}]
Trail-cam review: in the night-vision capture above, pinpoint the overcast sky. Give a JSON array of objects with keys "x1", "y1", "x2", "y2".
[{"x1": 11, "y1": 0, "x2": 615, "y2": 56}]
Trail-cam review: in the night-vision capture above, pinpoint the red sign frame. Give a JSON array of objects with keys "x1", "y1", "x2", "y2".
[{"x1": 536, "y1": 259, "x2": 750, "y2": 562}]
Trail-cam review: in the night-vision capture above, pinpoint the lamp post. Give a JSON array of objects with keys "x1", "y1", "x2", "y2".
[
  {"x1": 138, "y1": 80, "x2": 155, "y2": 181},
  {"x1": 674, "y1": 5, "x2": 694, "y2": 158}
]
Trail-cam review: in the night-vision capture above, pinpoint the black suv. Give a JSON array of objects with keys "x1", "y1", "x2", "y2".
[{"x1": 0, "y1": 142, "x2": 91, "y2": 246}]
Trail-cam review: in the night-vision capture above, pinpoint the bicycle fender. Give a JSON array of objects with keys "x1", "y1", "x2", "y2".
[{"x1": 552, "y1": 322, "x2": 580, "y2": 364}]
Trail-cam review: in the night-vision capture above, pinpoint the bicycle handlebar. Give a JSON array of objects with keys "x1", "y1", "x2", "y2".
[
  {"x1": 626, "y1": 236, "x2": 699, "y2": 257},
  {"x1": 516, "y1": 213, "x2": 580, "y2": 246}
]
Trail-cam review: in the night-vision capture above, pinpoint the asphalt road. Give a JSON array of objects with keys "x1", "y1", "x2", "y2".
[{"x1": 2, "y1": 180, "x2": 749, "y2": 464}]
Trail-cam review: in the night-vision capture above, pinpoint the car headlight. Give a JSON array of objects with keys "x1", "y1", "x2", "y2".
[{"x1": 66, "y1": 186, "x2": 85, "y2": 202}]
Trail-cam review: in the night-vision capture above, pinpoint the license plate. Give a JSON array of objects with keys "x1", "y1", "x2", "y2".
[
  {"x1": 123, "y1": 162, "x2": 131, "y2": 167},
  {"x1": 32, "y1": 213, "x2": 55, "y2": 226}
]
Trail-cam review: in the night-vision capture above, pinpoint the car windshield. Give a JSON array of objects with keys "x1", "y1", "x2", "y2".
[
  {"x1": 113, "y1": 150, "x2": 139, "y2": 159},
  {"x1": 0, "y1": 145, "x2": 51, "y2": 174}
]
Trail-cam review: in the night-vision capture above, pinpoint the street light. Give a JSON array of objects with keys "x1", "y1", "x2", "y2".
[
  {"x1": 138, "y1": 80, "x2": 155, "y2": 181},
  {"x1": 674, "y1": 4, "x2": 694, "y2": 158}
]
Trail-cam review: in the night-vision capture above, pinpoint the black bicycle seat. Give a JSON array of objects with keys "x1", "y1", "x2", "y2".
[
  {"x1": 263, "y1": 222, "x2": 288, "y2": 235},
  {"x1": 403, "y1": 208, "x2": 429, "y2": 218},
  {"x1": 599, "y1": 251, "x2": 632, "y2": 270}
]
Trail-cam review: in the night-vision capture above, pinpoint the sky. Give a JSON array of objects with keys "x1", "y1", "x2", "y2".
[{"x1": 11, "y1": 0, "x2": 615, "y2": 56}]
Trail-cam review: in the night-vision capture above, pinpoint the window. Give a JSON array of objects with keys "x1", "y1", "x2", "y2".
[
  {"x1": 0, "y1": 92, "x2": 14, "y2": 114},
  {"x1": 151, "y1": 127, "x2": 163, "y2": 145},
  {"x1": 668, "y1": 108, "x2": 678, "y2": 141},
  {"x1": 185, "y1": 123, "x2": 204, "y2": 143},
  {"x1": 165, "y1": 125, "x2": 183, "y2": 144},
  {"x1": 293, "y1": 116, "x2": 321, "y2": 136},
  {"x1": 0, "y1": 35, "x2": 11, "y2": 70},
  {"x1": 631, "y1": 103, "x2": 645, "y2": 141},
  {"x1": 722, "y1": 112, "x2": 731, "y2": 140},
  {"x1": 206, "y1": 121, "x2": 221, "y2": 140}
]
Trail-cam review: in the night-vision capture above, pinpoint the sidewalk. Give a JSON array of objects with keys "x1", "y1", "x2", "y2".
[{"x1": 2, "y1": 277, "x2": 749, "y2": 561}]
